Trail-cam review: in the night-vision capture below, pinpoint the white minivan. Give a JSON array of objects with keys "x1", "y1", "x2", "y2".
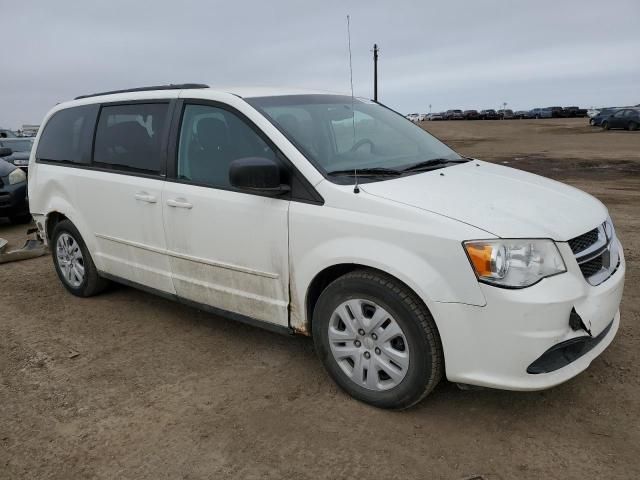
[{"x1": 29, "y1": 84, "x2": 625, "y2": 409}]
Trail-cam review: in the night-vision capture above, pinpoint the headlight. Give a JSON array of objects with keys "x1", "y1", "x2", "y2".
[
  {"x1": 463, "y1": 239, "x2": 567, "y2": 288},
  {"x1": 8, "y1": 168, "x2": 27, "y2": 185}
]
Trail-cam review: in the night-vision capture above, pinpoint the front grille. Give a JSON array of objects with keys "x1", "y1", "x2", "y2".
[
  {"x1": 569, "y1": 228, "x2": 599, "y2": 254},
  {"x1": 0, "y1": 193, "x2": 10, "y2": 206},
  {"x1": 570, "y1": 222, "x2": 619, "y2": 286},
  {"x1": 579, "y1": 255, "x2": 603, "y2": 278}
]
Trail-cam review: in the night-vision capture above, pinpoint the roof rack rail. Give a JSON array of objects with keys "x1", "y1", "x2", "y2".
[{"x1": 74, "y1": 83, "x2": 210, "y2": 100}]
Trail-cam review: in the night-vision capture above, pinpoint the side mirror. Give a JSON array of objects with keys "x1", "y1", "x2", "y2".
[
  {"x1": 229, "y1": 157, "x2": 290, "y2": 196},
  {"x1": 0, "y1": 147, "x2": 12, "y2": 158}
]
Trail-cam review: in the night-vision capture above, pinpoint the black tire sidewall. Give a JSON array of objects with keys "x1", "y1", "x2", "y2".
[
  {"x1": 312, "y1": 273, "x2": 439, "y2": 409},
  {"x1": 51, "y1": 220, "x2": 95, "y2": 296}
]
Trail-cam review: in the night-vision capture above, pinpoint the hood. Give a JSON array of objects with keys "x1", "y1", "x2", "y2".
[
  {"x1": 0, "y1": 158, "x2": 17, "y2": 177},
  {"x1": 360, "y1": 160, "x2": 607, "y2": 241}
]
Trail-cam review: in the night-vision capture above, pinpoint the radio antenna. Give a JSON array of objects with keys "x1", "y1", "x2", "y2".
[{"x1": 347, "y1": 14, "x2": 359, "y2": 194}]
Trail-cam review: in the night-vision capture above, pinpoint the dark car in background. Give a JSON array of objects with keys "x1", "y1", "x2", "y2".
[
  {"x1": 480, "y1": 109, "x2": 499, "y2": 120},
  {"x1": 0, "y1": 158, "x2": 29, "y2": 223},
  {"x1": 547, "y1": 106, "x2": 564, "y2": 118},
  {"x1": 0, "y1": 138, "x2": 34, "y2": 171},
  {"x1": 445, "y1": 109, "x2": 465, "y2": 120},
  {"x1": 529, "y1": 108, "x2": 553, "y2": 119},
  {"x1": 601, "y1": 108, "x2": 639, "y2": 131},
  {"x1": 514, "y1": 110, "x2": 532, "y2": 119},
  {"x1": 463, "y1": 110, "x2": 479, "y2": 120},
  {"x1": 563, "y1": 106, "x2": 588, "y2": 118}
]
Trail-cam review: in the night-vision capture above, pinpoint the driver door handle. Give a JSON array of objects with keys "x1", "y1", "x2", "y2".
[
  {"x1": 135, "y1": 192, "x2": 157, "y2": 204},
  {"x1": 167, "y1": 198, "x2": 193, "y2": 209}
]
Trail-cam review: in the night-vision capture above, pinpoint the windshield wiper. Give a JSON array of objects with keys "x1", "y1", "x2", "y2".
[
  {"x1": 327, "y1": 167, "x2": 402, "y2": 177},
  {"x1": 400, "y1": 158, "x2": 468, "y2": 173}
]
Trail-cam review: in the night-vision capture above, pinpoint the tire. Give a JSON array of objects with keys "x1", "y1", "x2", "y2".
[
  {"x1": 51, "y1": 219, "x2": 109, "y2": 297},
  {"x1": 589, "y1": 119, "x2": 595, "y2": 126},
  {"x1": 628, "y1": 121, "x2": 638, "y2": 131},
  {"x1": 602, "y1": 121, "x2": 609, "y2": 130},
  {"x1": 312, "y1": 269, "x2": 443, "y2": 409}
]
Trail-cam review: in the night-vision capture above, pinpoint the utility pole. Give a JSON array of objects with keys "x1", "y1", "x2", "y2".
[{"x1": 373, "y1": 43, "x2": 379, "y2": 102}]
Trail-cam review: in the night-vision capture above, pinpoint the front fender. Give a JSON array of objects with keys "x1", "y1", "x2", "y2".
[{"x1": 289, "y1": 198, "x2": 488, "y2": 333}]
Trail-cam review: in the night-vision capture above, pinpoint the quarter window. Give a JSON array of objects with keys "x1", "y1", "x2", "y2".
[
  {"x1": 93, "y1": 103, "x2": 169, "y2": 174},
  {"x1": 177, "y1": 104, "x2": 278, "y2": 188},
  {"x1": 36, "y1": 105, "x2": 98, "y2": 164}
]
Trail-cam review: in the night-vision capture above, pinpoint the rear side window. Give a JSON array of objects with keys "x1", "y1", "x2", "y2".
[
  {"x1": 37, "y1": 105, "x2": 98, "y2": 164},
  {"x1": 93, "y1": 103, "x2": 169, "y2": 174}
]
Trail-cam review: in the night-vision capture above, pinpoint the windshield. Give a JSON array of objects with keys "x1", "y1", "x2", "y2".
[
  {"x1": 247, "y1": 95, "x2": 462, "y2": 182},
  {"x1": 0, "y1": 139, "x2": 33, "y2": 151}
]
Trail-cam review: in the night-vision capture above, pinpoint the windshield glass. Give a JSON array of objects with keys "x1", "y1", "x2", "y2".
[
  {"x1": 0, "y1": 139, "x2": 33, "y2": 151},
  {"x1": 247, "y1": 95, "x2": 462, "y2": 180}
]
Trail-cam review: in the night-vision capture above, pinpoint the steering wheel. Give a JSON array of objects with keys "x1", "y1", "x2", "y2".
[{"x1": 349, "y1": 138, "x2": 375, "y2": 153}]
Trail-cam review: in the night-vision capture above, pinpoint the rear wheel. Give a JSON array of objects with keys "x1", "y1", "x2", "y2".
[
  {"x1": 312, "y1": 269, "x2": 443, "y2": 409},
  {"x1": 628, "y1": 121, "x2": 638, "y2": 131},
  {"x1": 51, "y1": 219, "x2": 109, "y2": 297},
  {"x1": 602, "y1": 121, "x2": 610, "y2": 130}
]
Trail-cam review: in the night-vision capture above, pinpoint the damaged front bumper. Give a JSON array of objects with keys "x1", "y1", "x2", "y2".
[{"x1": 430, "y1": 240, "x2": 625, "y2": 391}]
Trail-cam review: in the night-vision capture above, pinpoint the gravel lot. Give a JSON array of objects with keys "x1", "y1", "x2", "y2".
[{"x1": 1, "y1": 118, "x2": 639, "y2": 479}]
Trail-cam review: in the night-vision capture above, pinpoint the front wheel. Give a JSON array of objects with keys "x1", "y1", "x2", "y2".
[
  {"x1": 602, "y1": 121, "x2": 610, "y2": 130},
  {"x1": 312, "y1": 269, "x2": 443, "y2": 409}
]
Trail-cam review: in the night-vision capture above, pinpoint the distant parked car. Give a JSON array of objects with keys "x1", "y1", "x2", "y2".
[
  {"x1": 0, "y1": 138, "x2": 34, "y2": 171},
  {"x1": 587, "y1": 108, "x2": 600, "y2": 118},
  {"x1": 428, "y1": 112, "x2": 444, "y2": 121},
  {"x1": 463, "y1": 110, "x2": 479, "y2": 120},
  {"x1": 529, "y1": 108, "x2": 553, "y2": 119},
  {"x1": 514, "y1": 110, "x2": 531, "y2": 119},
  {"x1": 445, "y1": 109, "x2": 465, "y2": 120},
  {"x1": 600, "y1": 109, "x2": 639, "y2": 131},
  {"x1": 0, "y1": 129, "x2": 17, "y2": 138},
  {"x1": 563, "y1": 106, "x2": 588, "y2": 118},
  {"x1": 547, "y1": 106, "x2": 564, "y2": 118},
  {"x1": 498, "y1": 109, "x2": 514, "y2": 119},
  {"x1": 479, "y1": 109, "x2": 498, "y2": 120},
  {"x1": 0, "y1": 158, "x2": 29, "y2": 223},
  {"x1": 589, "y1": 108, "x2": 617, "y2": 126},
  {"x1": 406, "y1": 113, "x2": 420, "y2": 122}
]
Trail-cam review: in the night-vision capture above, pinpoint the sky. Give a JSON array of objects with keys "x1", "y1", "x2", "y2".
[{"x1": 1, "y1": 0, "x2": 639, "y2": 128}]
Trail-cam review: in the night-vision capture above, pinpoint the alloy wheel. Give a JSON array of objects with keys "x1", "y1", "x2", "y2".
[{"x1": 56, "y1": 233, "x2": 85, "y2": 288}]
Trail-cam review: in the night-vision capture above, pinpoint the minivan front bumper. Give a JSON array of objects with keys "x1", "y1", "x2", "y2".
[{"x1": 430, "y1": 240, "x2": 625, "y2": 391}]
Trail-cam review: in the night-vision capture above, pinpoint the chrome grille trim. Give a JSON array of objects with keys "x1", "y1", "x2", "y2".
[{"x1": 571, "y1": 220, "x2": 619, "y2": 286}]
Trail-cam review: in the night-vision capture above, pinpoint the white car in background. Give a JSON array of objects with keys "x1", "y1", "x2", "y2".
[{"x1": 29, "y1": 84, "x2": 625, "y2": 409}]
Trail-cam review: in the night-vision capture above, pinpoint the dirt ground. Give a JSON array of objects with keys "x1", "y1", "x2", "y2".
[{"x1": 1, "y1": 118, "x2": 639, "y2": 479}]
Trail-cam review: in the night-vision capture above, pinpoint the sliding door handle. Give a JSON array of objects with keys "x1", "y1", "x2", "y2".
[{"x1": 167, "y1": 199, "x2": 193, "y2": 209}]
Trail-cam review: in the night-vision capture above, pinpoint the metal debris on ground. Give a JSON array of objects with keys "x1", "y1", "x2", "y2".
[{"x1": 0, "y1": 227, "x2": 48, "y2": 264}]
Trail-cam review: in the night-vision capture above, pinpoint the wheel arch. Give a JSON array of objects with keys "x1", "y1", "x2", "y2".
[
  {"x1": 302, "y1": 263, "x2": 439, "y2": 339},
  {"x1": 45, "y1": 211, "x2": 69, "y2": 242}
]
